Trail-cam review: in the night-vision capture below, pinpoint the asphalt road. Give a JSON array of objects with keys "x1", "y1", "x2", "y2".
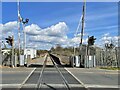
[
  {"x1": 2, "y1": 68, "x2": 35, "y2": 87},
  {"x1": 1, "y1": 54, "x2": 119, "y2": 90},
  {"x1": 1, "y1": 67, "x2": 86, "y2": 90},
  {"x1": 22, "y1": 67, "x2": 86, "y2": 90},
  {"x1": 1, "y1": 67, "x2": 119, "y2": 90},
  {"x1": 66, "y1": 68, "x2": 119, "y2": 90}
]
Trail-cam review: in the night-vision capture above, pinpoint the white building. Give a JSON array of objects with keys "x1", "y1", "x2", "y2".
[{"x1": 24, "y1": 48, "x2": 37, "y2": 59}]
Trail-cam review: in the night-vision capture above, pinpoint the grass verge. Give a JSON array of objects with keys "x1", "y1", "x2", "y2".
[{"x1": 99, "y1": 67, "x2": 120, "y2": 70}]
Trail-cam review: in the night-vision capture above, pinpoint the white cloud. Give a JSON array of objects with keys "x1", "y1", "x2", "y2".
[
  {"x1": 29, "y1": 33, "x2": 69, "y2": 47},
  {"x1": 1, "y1": 21, "x2": 18, "y2": 41},
  {"x1": 25, "y1": 22, "x2": 68, "y2": 37},
  {"x1": 100, "y1": 33, "x2": 119, "y2": 47},
  {"x1": 27, "y1": 42, "x2": 53, "y2": 50},
  {"x1": 1, "y1": 21, "x2": 70, "y2": 49},
  {"x1": 24, "y1": 22, "x2": 69, "y2": 49},
  {"x1": 24, "y1": 21, "x2": 89, "y2": 49},
  {"x1": 0, "y1": 21, "x2": 99, "y2": 50},
  {"x1": 24, "y1": 24, "x2": 41, "y2": 35},
  {"x1": 101, "y1": 33, "x2": 112, "y2": 43},
  {"x1": 2, "y1": 21, "x2": 17, "y2": 33},
  {"x1": 0, "y1": 24, "x2": 2, "y2": 39},
  {"x1": 0, "y1": 24, "x2": 3, "y2": 31},
  {"x1": 103, "y1": 33, "x2": 110, "y2": 37},
  {"x1": 46, "y1": 22, "x2": 68, "y2": 37}
]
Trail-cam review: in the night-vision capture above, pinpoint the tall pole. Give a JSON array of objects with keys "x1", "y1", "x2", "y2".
[
  {"x1": 22, "y1": 18, "x2": 29, "y2": 66},
  {"x1": 11, "y1": 36, "x2": 14, "y2": 67},
  {"x1": 22, "y1": 23, "x2": 27, "y2": 66},
  {"x1": 87, "y1": 36, "x2": 89, "y2": 68},
  {"x1": 74, "y1": 46, "x2": 76, "y2": 56},
  {"x1": 17, "y1": 0, "x2": 21, "y2": 66},
  {"x1": 79, "y1": 0, "x2": 86, "y2": 47},
  {"x1": 79, "y1": 0, "x2": 86, "y2": 52},
  {"x1": 79, "y1": 0, "x2": 86, "y2": 67},
  {"x1": 23, "y1": 23, "x2": 26, "y2": 53}
]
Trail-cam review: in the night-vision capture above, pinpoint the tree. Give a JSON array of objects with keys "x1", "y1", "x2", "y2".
[{"x1": 50, "y1": 47, "x2": 55, "y2": 52}]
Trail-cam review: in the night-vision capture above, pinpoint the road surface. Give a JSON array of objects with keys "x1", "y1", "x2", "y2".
[{"x1": 1, "y1": 54, "x2": 119, "y2": 90}]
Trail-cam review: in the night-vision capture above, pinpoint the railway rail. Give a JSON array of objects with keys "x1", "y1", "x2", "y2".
[{"x1": 3, "y1": 53, "x2": 88, "y2": 90}]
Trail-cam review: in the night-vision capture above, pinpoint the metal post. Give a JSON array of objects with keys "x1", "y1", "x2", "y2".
[
  {"x1": 87, "y1": 36, "x2": 89, "y2": 68},
  {"x1": 79, "y1": 0, "x2": 86, "y2": 47},
  {"x1": 22, "y1": 18, "x2": 29, "y2": 66},
  {"x1": 85, "y1": 45, "x2": 87, "y2": 68},
  {"x1": 73, "y1": 45, "x2": 76, "y2": 56},
  {"x1": 105, "y1": 47, "x2": 107, "y2": 67},
  {"x1": 115, "y1": 48, "x2": 118, "y2": 67},
  {"x1": 79, "y1": 1, "x2": 86, "y2": 68},
  {"x1": 11, "y1": 36, "x2": 14, "y2": 68},
  {"x1": 17, "y1": 0, "x2": 21, "y2": 66},
  {"x1": 88, "y1": 46, "x2": 89, "y2": 68},
  {"x1": 22, "y1": 23, "x2": 26, "y2": 66}
]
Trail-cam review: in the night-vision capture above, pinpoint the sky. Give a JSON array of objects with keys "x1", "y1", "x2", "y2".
[{"x1": 1, "y1": 2, "x2": 119, "y2": 50}]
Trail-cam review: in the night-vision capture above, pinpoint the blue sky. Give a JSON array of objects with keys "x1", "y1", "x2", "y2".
[{"x1": 1, "y1": 2, "x2": 118, "y2": 49}]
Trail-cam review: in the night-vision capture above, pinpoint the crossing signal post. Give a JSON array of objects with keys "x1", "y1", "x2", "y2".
[
  {"x1": 5, "y1": 36, "x2": 14, "y2": 67},
  {"x1": 22, "y1": 18, "x2": 29, "y2": 67},
  {"x1": 87, "y1": 36, "x2": 96, "y2": 68}
]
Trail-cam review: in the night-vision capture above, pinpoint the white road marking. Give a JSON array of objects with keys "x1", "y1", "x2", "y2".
[
  {"x1": 0, "y1": 84, "x2": 21, "y2": 88},
  {"x1": 19, "y1": 68, "x2": 36, "y2": 88},
  {"x1": 0, "y1": 84, "x2": 21, "y2": 87},
  {"x1": 85, "y1": 84, "x2": 119, "y2": 88},
  {"x1": 65, "y1": 68, "x2": 119, "y2": 89},
  {"x1": 65, "y1": 68, "x2": 90, "y2": 90},
  {"x1": 22, "y1": 83, "x2": 83, "y2": 87},
  {"x1": 1, "y1": 83, "x2": 119, "y2": 88}
]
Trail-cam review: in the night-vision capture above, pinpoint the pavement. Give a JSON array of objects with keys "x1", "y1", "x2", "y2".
[{"x1": 65, "y1": 68, "x2": 119, "y2": 90}]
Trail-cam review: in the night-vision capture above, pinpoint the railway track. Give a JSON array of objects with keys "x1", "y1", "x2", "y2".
[{"x1": 2, "y1": 53, "x2": 88, "y2": 90}]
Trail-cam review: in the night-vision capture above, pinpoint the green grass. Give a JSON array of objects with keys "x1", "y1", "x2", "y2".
[{"x1": 99, "y1": 67, "x2": 120, "y2": 70}]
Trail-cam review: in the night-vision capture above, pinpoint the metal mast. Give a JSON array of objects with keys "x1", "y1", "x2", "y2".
[
  {"x1": 17, "y1": 0, "x2": 22, "y2": 65},
  {"x1": 79, "y1": 0, "x2": 86, "y2": 52},
  {"x1": 23, "y1": 23, "x2": 26, "y2": 56},
  {"x1": 80, "y1": 0, "x2": 86, "y2": 46}
]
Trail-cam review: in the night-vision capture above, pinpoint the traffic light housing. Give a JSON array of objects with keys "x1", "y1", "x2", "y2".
[
  {"x1": 5, "y1": 36, "x2": 13, "y2": 46},
  {"x1": 88, "y1": 36, "x2": 96, "y2": 46},
  {"x1": 22, "y1": 18, "x2": 29, "y2": 24}
]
